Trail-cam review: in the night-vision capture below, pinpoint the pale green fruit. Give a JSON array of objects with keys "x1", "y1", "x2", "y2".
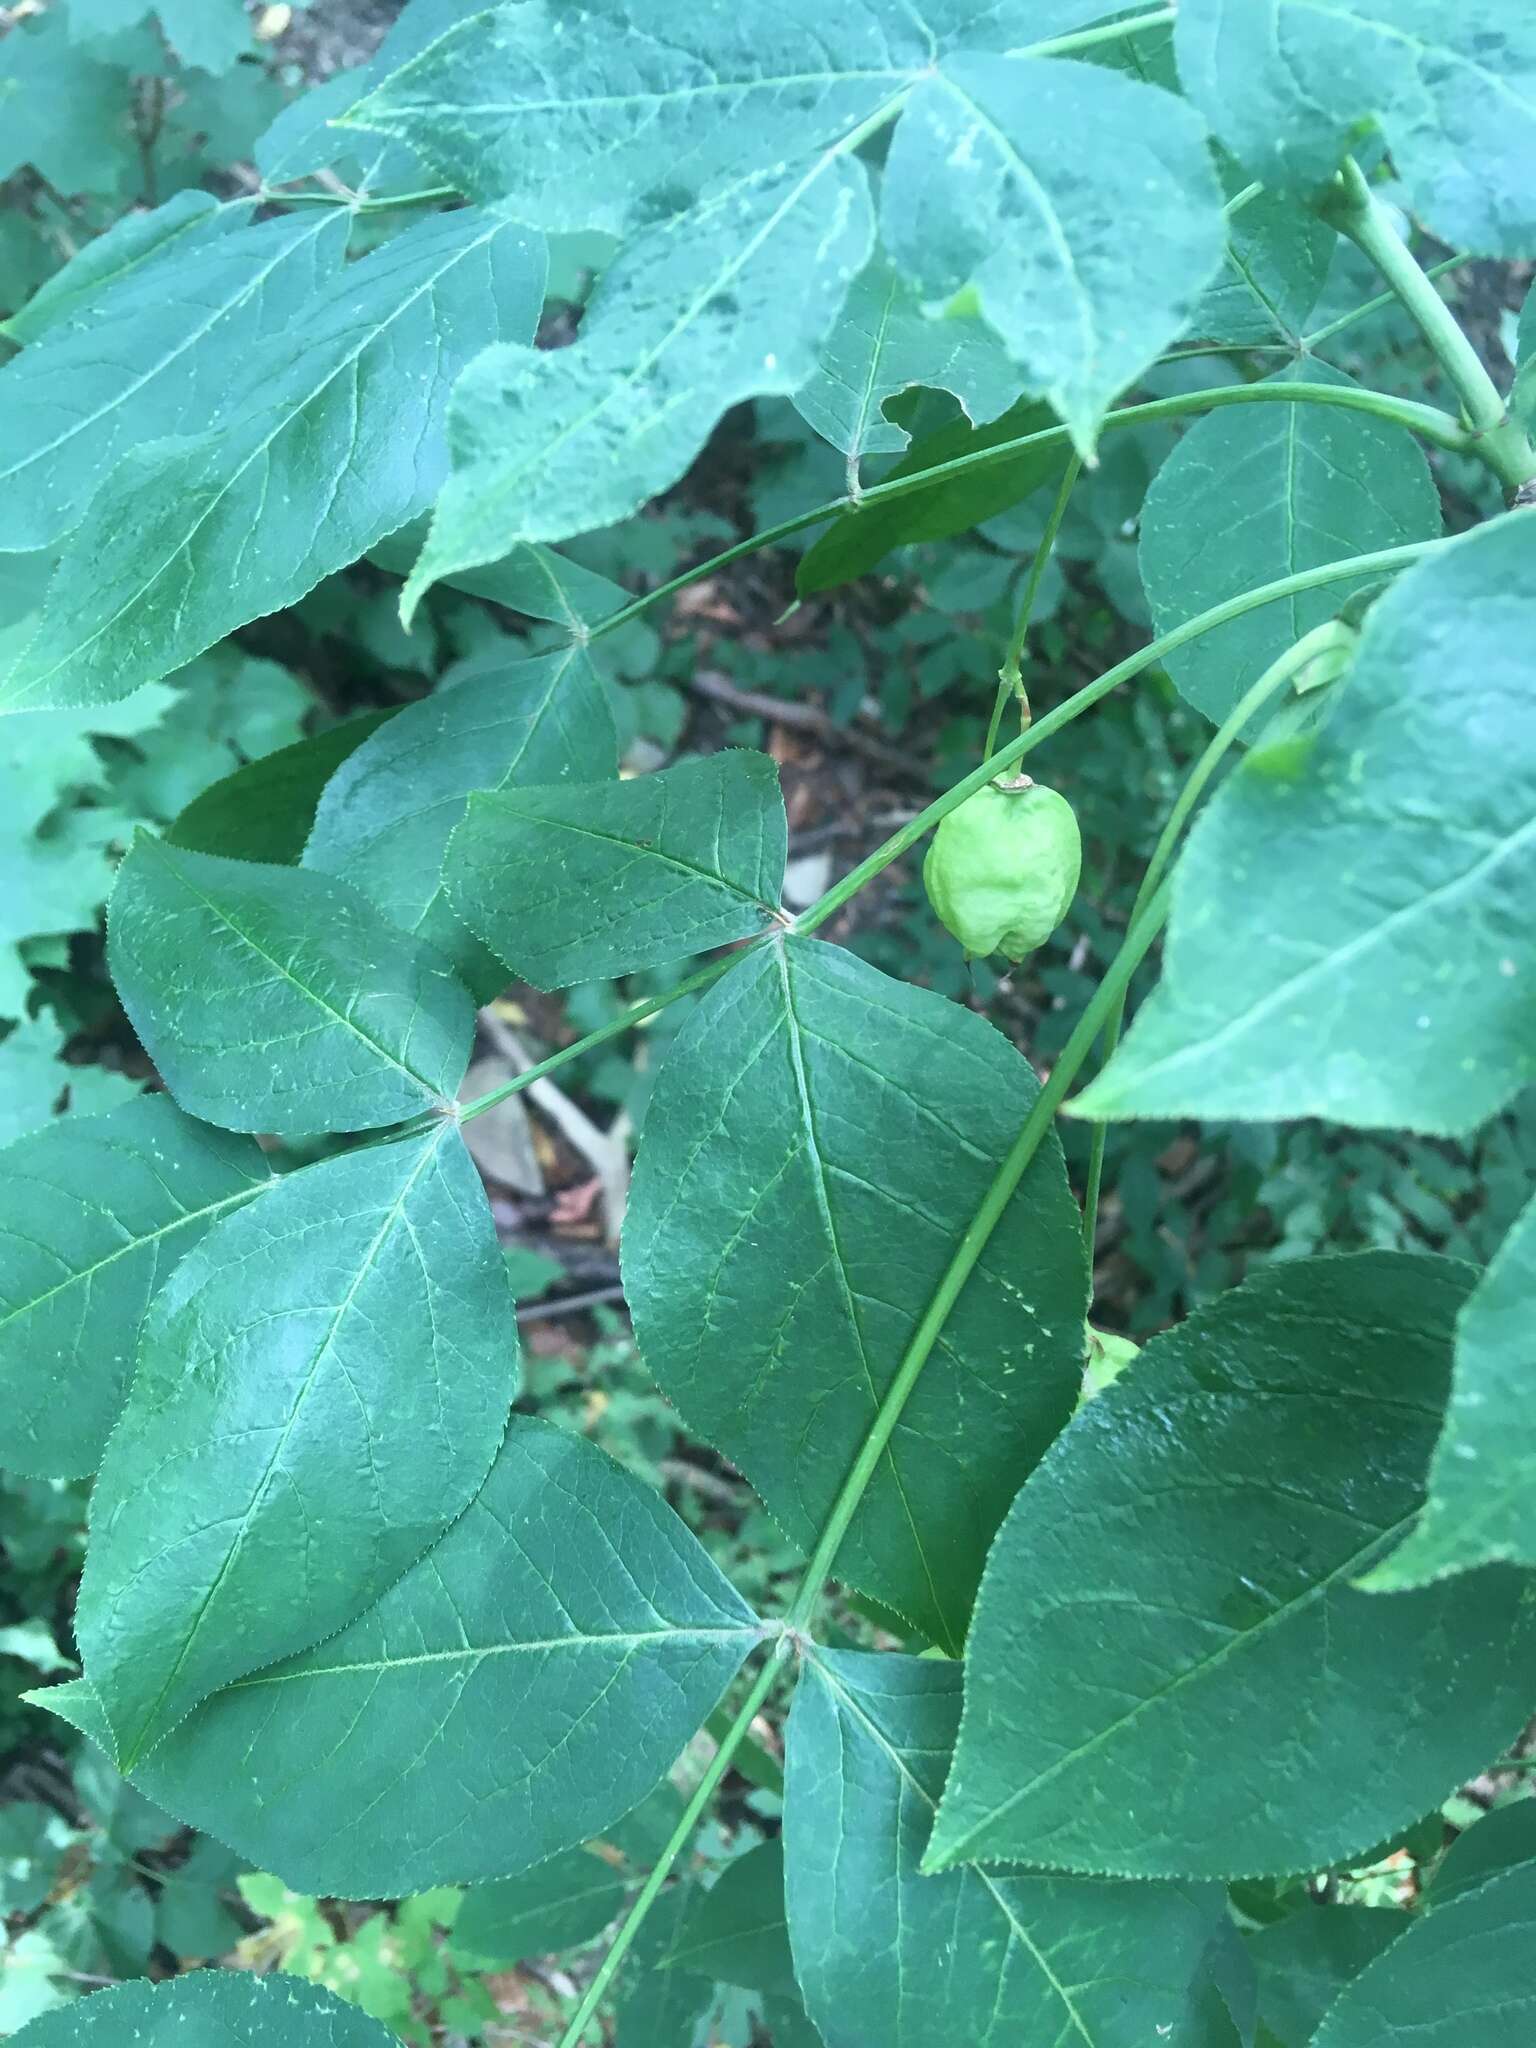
[{"x1": 923, "y1": 780, "x2": 1081, "y2": 960}]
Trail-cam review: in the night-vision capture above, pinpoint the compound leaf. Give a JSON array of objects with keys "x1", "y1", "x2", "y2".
[
  {"x1": 0, "y1": 1097, "x2": 274, "y2": 1480},
  {"x1": 786, "y1": 1649, "x2": 1227, "y2": 2047},
  {"x1": 446, "y1": 751, "x2": 787, "y2": 991},
  {"x1": 793, "y1": 255, "x2": 1020, "y2": 488},
  {"x1": 8, "y1": 1970, "x2": 396, "y2": 2045},
  {"x1": 75, "y1": 1123, "x2": 518, "y2": 1768},
  {"x1": 881, "y1": 54, "x2": 1224, "y2": 450},
  {"x1": 1076, "y1": 515, "x2": 1536, "y2": 1133},
  {"x1": 48, "y1": 1419, "x2": 758, "y2": 1896},
  {"x1": 624, "y1": 935, "x2": 1087, "y2": 1654},
  {"x1": 1312, "y1": 1863, "x2": 1536, "y2": 2047},
  {"x1": 305, "y1": 644, "x2": 616, "y2": 996},
  {"x1": 1371, "y1": 1191, "x2": 1536, "y2": 1585},
  {"x1": 1138, "y1": 367, "x2": 1441, "y2": 723},
  {"x1": 1175, "y1": 0, "x2": 1536, "y2": 257},
  {"x1": 400, "y1": 161, "x2": 871, "y2": 615},
  {"x1": 108, "y1": 835, "x2": 475, "y2": 1137},
  {"x1": 927, "y1": 1253, "x2": 1536, "y2": 1879},
  {"x1": 0, "y1": 209, "x2": 547, "y2": 712}
]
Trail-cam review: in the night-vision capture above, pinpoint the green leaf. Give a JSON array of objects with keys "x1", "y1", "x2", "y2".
[
  {"x1": 1189, "y1": 177, "x2": 1336, "y2": 347},
  {"x1": 786, "y1": 1649, "x2": 1227, "y2": 2046},
  {"x1": 625, "y1": 935, "x2": 1087, "y2": 1653},
  {"x1": 797, "y1": 393, "x2": 1064, "y2": 594},
  {"x1": 0, "y1": 210, "x2": 342, "y2": 553},
  {"x1": 447, "y1": 751, "x2": 787, "y2": 991},
  {"x1": 1075, "y1": 515, "x2": 1536, "y2": 1134},
  {"x1": 1429, "y1": 1803, "x2": 1536, "y2": 1909},
  {"x1": 881, "y1": 55, "x2": 1224, "y2": 450},
  {"x1": 455, "y1": 1851, "x2": 626, "y2": 1966},
  {"x1": 152, "y1": 0, "x2": 252, "y2": 73},
  {"x1": 1371, "y1": 1192, "x2": 1536, "y2": 1585},
  {"x1": 107, "y1": 835, "x2": 476, "y2": 1137},
  {"x1": 74, "y1": 1123, "x2": 518, "y2": 1767},
  {"x1": 8, "y1": 1970, "x2": 397, "y2": 2045},
  {"x1": 167, "y1": 712, "x2": 399, "y2": 866},
  {"x1": 368, "y1": 523, "x2": 627, "y2": 633},
  {"x1": 665, "y1": 1840, "x2": 797, "y2": 1997},
  {"x1": 1175, "y1": 0, "x2": 1536, "y2": 257},
  {"x1": 926, "y1": 1253, "x2": 1536, "y2": 1879},
  {"x1": 0, "y1": 1096, "x2": 274, "y2": 1480},
  {"x1": 792, "y1": 255, "x2": 1020, "y2": 489},
  {"x1": 44, "y1": 1419, "x2": 759, "y2": 1895},
  {"x1": 0, "y1": 191, "x2": 242, "y2": 348},
  {"x1": 1137, "y1": 368, "x2": 1441, "y2": 722},
  {"x1": 400, "y1": 161, "x2": 871, "y2": 614},
  {"x1": 304, "y1": 644, "x2": 617, "y2": 997},
  {"x1": 1247, "y1": 1906, "x2": 1402, "y2": 2047},
  {"x1": 340, "y1": 0, "x2": 917, "y2": 228},
  {"x1": 1312, "y1": 1863, "x2": 1536, "y2": 2046},
  {"x1": 0, "y1": 209, "x2": 547, "y2": 712}
]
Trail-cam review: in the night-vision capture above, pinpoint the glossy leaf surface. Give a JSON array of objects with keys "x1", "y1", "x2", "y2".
[
  {"x1": 447, "y1": 751, "x2": 787, "y2": 990},
  {"x1": 786, "y1": 1649, "x2": 1226, "y2": 2047},
  {"x1": 1138, "y1": 369, "x2": 1441, "y2": 722},
  {"x1": 167, "y1": 713, "x2": 398, "y2": 867},
  {"x1": 0, "y1": 1097, "x2": 273, "y2": 1479},
  {"x1": 76, "y1": 1125, "x2": 517, "y2": 1766},
  {"x1": 401, "y1": 162, "x2": 871, "y2": 613},
  {"x1": 305, "y1": 644, "x2": 616, "y2": 993},
  {"x1": 1, "y1": 209, "x2": 546, "y2": 711},
  {"x1": 1372, "y1": 1191, "x2": 1536, "y2": 1584},
  {"x1": 108, "y1": 836, "x2": 475, "y2": 1137},
  {"x1": 51, "y1": 1420, "x2": 758, "y2": 1895},
  {"x1": 625, "y1": 936, "x2": 1087, "y2": 1652},
  {"x1": 928, "y1": 1253, "x2": 1536, "y2": 1878},
  {"x1": 9, "y1": 1970, "x2": 396, "y2": 2045},
  {"x1": 793, "y1": 256, "x2": 1018, "y2": 485},
  {"x1": 882, "y1": 54, "x2": 1224, "y2": 449},
  {"x1": 0, "y1": 209, "x2": 342, "y2": 551},
  {"x1": 1076, "y1": 518, "x2": 1536, "y2": 1133}
]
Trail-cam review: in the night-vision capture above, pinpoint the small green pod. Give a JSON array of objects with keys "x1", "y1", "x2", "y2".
[{"x1": 923, "y1": 779, "x2": 1081, "y2": 960}]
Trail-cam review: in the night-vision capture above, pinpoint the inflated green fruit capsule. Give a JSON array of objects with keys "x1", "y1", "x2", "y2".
[{"x1": 923, "y1": 777, "x2": 1081, "y2": 960}]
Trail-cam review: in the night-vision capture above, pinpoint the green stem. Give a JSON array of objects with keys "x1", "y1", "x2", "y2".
[
  {"x1": 587, "y1": 383, "x2": 1470, "y2": 648},
  {"x1": 1301, "y1": 253, "x2": 1466, "y2": 352},
  {"x1": 984, "y1": 452, "x2": 1082, "y2": 760},
  {"x1": 1321, "y1": 159, "x2": 1536, "y2": 491},
  {"x1": 794, "y1": 537, "x2": 1444, "y2": 940},
  {"x1": 787, "y1": 879, "x2": 1172, "y2": 1627},
  {"x1": 1027, "y1": 3, "x2": 1176, "y2": 57},
  {"x1": 455, "y1": 956, "x2": 739, "y2": 1124},
  {"x1": 455, "y1": 541, "x2": 1443, "y2": 1137},
  {"x1": 1079, "y1": 620, "x2": 1357, "y2": 1265},
  {"x1": 555, "y1": 1642, "x2": 788, "y2": 2048}
]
